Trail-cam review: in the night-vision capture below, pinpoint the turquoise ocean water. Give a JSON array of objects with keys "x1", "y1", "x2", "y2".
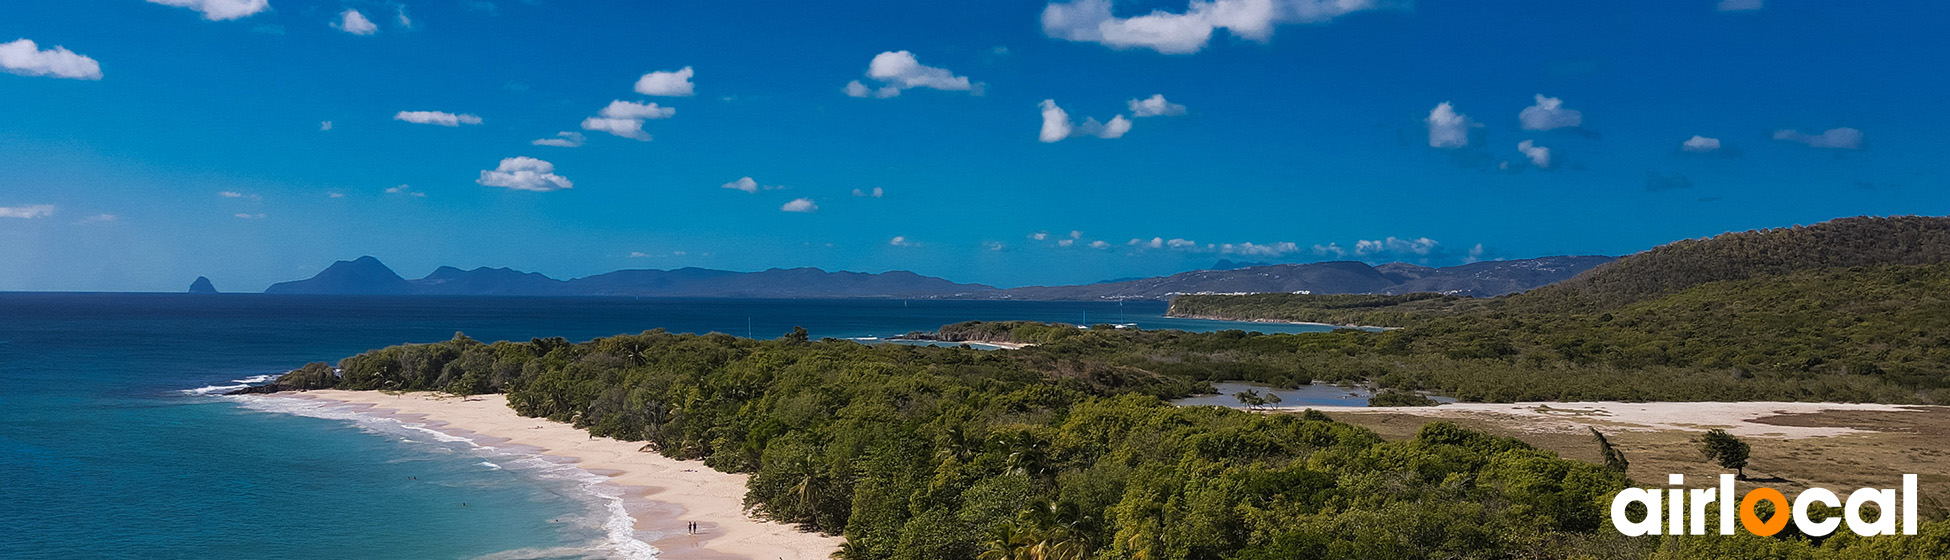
[{"x1": 0, "y1": 294, "x2": 1332, "y2": 559}]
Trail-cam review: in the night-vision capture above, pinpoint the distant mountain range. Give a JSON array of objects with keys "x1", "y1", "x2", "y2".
[{"x1": 257, "y1": 255, "x2": 1613, "y2": 300}]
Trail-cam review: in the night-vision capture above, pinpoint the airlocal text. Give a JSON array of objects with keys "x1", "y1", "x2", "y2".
[{"x1": 1612, "y1": 474, "x2": 1917, "y2": 537}]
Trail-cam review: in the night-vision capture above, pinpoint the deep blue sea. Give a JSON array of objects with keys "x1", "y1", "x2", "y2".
[{"x1": 0, "y1": 294, "x2": 1332, "y2": 559}]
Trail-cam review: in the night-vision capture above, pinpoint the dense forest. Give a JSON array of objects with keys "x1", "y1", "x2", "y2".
[
  {"x1": 263, "y1": 328, "x2": 1948, "y2": 559},
  {"x1": 246, "y1": 215, "x2": 1950, "y2": 558}
]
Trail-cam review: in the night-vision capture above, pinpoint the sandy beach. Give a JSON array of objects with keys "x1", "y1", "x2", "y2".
[{"x1": 283, "y1": 390, "x2": 843, "y2": 560}]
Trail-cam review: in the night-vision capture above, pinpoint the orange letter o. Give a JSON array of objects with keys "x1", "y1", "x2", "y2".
[{"x1": 1740, "y1": 488, "x2": 1790, "y2": 536}]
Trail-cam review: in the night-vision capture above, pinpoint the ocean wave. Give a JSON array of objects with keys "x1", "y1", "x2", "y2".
[
  {"x1": 178, "y1": 374, "x2": 283, "y2": 396},
  {"x1": 226, "y1": 395, "x2": 660, "y2": 560}
]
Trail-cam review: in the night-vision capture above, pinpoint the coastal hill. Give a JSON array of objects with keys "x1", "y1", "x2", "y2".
[
  {"x1": 187, "y1": 276, "x2": 218, "y2": 294},
  {"x1": 259, "y1": 255, "x2": 1610, "y2": 299},
  {"x1": 264, "y1": 256, "x2": 1000, "y2": 298},
  {"x1": 1168, "y1": 215, "x2": 1950, "y2": 402},
  {"x1": 995, "y1": 256, "x2": 1612, "y2": 300}
]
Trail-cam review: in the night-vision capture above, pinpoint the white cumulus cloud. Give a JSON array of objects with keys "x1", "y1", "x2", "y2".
[
  {"x1": 0, "y1": 39, "x2": 102, "y2": 80},
  {"x1": 1518, "y1": 94, "x2": 1582, "y2": 131},
  {"x1": 722, "y1": 177, "x2": 760, "y2": 193},
  {"x1": 145, "y1": 0, "x2": 269, "y2": 21},
  {"x1": 1517, "y1": 140, "x2": 1551, "y2": 168},
  {"x1": 780, "y1": 198, "x2": 818, "y2": 213},
  {"x1": 395, "y1": 111, "x2": 482, "y2": 126},
  {"x1": 533, "y1": 131, "x2": 586, "y2": 147},
  {"x1": 635, "y1": 67, "x2": 695, "y2": 97},
  {"x1": 335, "y1": 9, "x2": 378, "y2": 35},
  {"x1": 319, "y1": 121, "x2": 333, "y2": 131},
  {"x1": 1040, "y1": 0, "x2": 1382, "y2": 54},
  {"x1": 0, "y1": 204, "x2": 55, "y2": 219},
  {"x1": 1426, "y1": 102, "x2": 1471, "y2": 148},
  {"x1": 478, "y1": 157, "x2": 573, "y2": 192},
  {"x1": 1128, "y1": 94, "x2": 1187, "y2": 117},
  {"x1": 889, "y1": 236, "x2": 914, "y2": 247},
  {"x1": 1773, "y1": 127, "x2": 1862, "y2": 150},
  {"x1": 578, "y1": 100, "x2": 674, "y2": 141},
  {"x1": 1681, "y1": 135, "x2": 1721, "y2": 153},
  {"x1": 845, "y1": 51, "x2": 976, "y2": 98},
  {"x1": 1039, "y1": 100, "x2": 1132, "y2": 142},
  {"x1": 598, "y1": 100, "x2": 676, "y2": 120}
]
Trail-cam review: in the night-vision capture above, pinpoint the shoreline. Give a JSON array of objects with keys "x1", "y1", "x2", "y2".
[{"x1": 272, "y1": 390, "x2": 842, "y2": 560}]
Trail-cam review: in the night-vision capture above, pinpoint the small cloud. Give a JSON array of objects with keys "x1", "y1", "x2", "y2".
[
  {"x1": 385, "y1": 184, "x2": 426, "y2": 197},
  {"x1": 217, "y1": 191, "x2": 262, "y2": 200},
  {"x1": 722, "y1": 177, "x2": 784, "y2": 193},
  {"x1": 1058, "y1": 239, "x2": 1075, "y2": 247},
  {"x1": 1517, "y1": 140, "x2": 1552, "y2": 168},
  {"x1": 1088, "y1": 240, "x2": 1110, "y2": 249},
  {"x1": 1645, "y1": 172, "x2": 1693, "y2": 192},
  {"x1": 581, "y1": 118, "x2": 649, "y2": 141},
  {"x1": 1680, "y1": 135, "x2": 1720, "y2": 153},
  {"x1": 1518, "y1": 94, "x2": 1582, "y2": 131},
  {"x1": 628, "y1": 252, "x2": 651, "y2": 258},
  {"x1": 1774, "y1": 127, "x2": 1862, "y2": 150},
  {"x1": 599, "y1": 100, "x2": 675, "y2": 119},
  {"x1": 144, "y1": 0, "x2": 269, "y2": 21},
  {"x1": 396, "y1": 6, "x2": 413, "y2": 28},
  {"x1": 234, "y1": 213, "x2": 266, "y2": 219},
  {"x1": 844, "y1": 51, "x2": 977, "y2": 98},
  {"x1": 1039, "y1": 0, "x2": 1381, "y2": 54},
  {"x1": 0, "y1": 39, "x2": 103, "y2": 80},
  {"x1": 395, "y1": 111, "x2": 482, "y2": 127},
  {"x1": 635, "y1": 67, "x2": 695, "y2": 97},
  {"x1": 1039, "y1": 100, "x2": 1131, "y2": 142},
  {"x1": 0, "y1": 204, "x2": 55, "y2": 219},
  {"x1": 1717, "y1": 0, "x2": 1762, "y2": 11},
  {"x1": 533, "y1": 131, "x2": 586, "y2": 147},
  {"x1": 780, "y1": 198, "x2": 818, "y2": 213},
  {"x1": 1426, "y1": 102, "x2": 1472, "y2": 148},
  {"x1": 984, "y1": 241, "x2": 1007, "y2": 251},
  {"x1": 327, "y1": 192, "x2": 345, "y2": 199},
  {"x1": 335, "y1": 9, "x2": 379, "y2": 35},
  {"x1": 477, "y1": 157, "x2": 573, "y2": 192},
  {"x1": 580, "y1": 100, "x2": 675, "y2": 141},
  {"x1": 1127, "y1": 94, "x2": 1187, "y2": 117},
  {"x1": 1029, "y1": 231, "x2": 1050, "y2": 241},
  {"x1": 319, "y1": 121, "x2": 333, "y2": 131},
  {"x1": 889, "y1": 236, "x2": 915, "y2": 247},
  {"x1": 851, "y1": 187, "x2": 884, "y2": 198},
  {"x1": 1355, "y1": 236, "x2": 1439, "y2": 257}
]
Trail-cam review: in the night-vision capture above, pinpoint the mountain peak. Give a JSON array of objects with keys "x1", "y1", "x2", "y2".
[{"x1": 187, "y1": 276, "x2": 218, "y2": 294}]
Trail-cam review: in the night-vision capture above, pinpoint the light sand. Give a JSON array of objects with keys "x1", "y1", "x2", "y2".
[
  {"x1": 286, "y1": 390, "x2": 843, "y2": 560},
  {"x1": 1312, "y1": 401, "x2": 1938, "y2": 439}
]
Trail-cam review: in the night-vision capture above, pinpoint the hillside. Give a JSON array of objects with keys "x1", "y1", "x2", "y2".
[
  {"x1": 1167, "y1": 215, "x2": 1950, "y2": 403},
  {"x1": 264, "y1": 257, "x2": 1000, "y2": 298},
  {"x1": 259, "y1": 255, "x2": 1609, "y2": 300},
  {"x1": 991, "y1": 255, "x2": 1611, "y2": 300}
]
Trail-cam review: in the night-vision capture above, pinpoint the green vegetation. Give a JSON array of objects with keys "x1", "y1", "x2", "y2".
[
  {"x1": 1367, "y1": 389, "x2": 1438, "y2": 407},
  {"x1": 1170, "y1": 217, "x2": 1950, "y2": 404},
  {"x1": 1591, "y1": 428, "x2": 1630, "y2": 476},
  {"x1": 1697, "y1": 429, "x2": 1753, "y2": 480},
  {"x1": 274, "y1": 325, "x2": 1950, "y2": 559},
  {"x1": 259, "y1": 216, "x2": 1950, "y2": 558}
]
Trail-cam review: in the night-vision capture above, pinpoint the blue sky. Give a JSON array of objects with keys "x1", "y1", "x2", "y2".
[{"x1": 2, "y1": 0, "x2": 1946, "y2": 291}]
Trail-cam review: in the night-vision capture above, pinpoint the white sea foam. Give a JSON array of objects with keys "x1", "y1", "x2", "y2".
[
  {"x1": 178, "y1": 374, "x2": 283, "y2": 396},
  {"x1": 225, "y1": 394, "x2": 660, "y2": 559}
]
